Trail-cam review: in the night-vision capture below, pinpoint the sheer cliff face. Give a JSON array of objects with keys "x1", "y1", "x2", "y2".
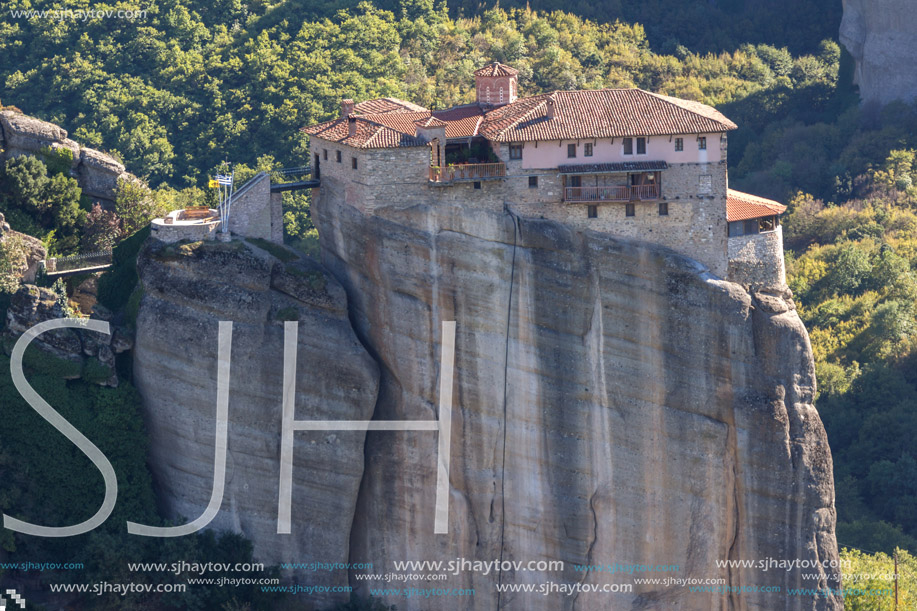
[
  {"x1": 841, "y1": 0, "x2": 917, "y2": 105},
  {"x1": 133, "y1": 240, "x2": 379, "y2": 607},
  {"x1": 312, "y1": 193, "x2": 840, "y2": 610},
  {"x1": 134, "y1": 196, "x2": 840, "y2": 610}
]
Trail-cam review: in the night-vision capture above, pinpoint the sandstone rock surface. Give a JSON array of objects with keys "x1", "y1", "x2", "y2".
[
  {"x1": 4, "y1": 284, "x2": 125, "y2": 386},
  {"x1": 0, "y1": 110, "x2": 135, "y2": 203},
  {"x1": 311, "y1": 194, "x2": 841, "y2": 610},
  {"x1": 0, "y1": 212, "x2": 46, "y2": 282},
  {"x1": 840, "y1": 0, "x2": 917, "y2": 105},
  {"x1": 132, "y1": 198, "x2": 840, "y2": 609},
  {"x1": 133, "y1": 239, "x2": 379, "y2": 607}
]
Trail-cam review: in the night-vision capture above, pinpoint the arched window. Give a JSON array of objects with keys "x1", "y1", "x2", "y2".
[{"x1": 499, "y1": 86, "x2": 504, "y2": 103}]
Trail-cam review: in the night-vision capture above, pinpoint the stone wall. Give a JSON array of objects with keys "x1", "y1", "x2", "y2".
[
  {"x1": 227, "y1": 172, "x2": 282, "y2": 243},
  {"x1": 728, "y1": 226, "x2": 787, "y2": 289},
  {"x1": 310, "y1": 139, "x2": 731, "y2": 276},
  {"x1": 0, "y1": 110, "x2": 134, "y2": 205},
  {"x1": 150, "y1": 218, "x2": 221, "y2": 243}
]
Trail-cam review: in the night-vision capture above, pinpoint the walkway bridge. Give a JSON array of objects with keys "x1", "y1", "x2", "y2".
[
  {"x1": 268, "y1": 166, "x2": 319, "y2": 192},
  {"x1": 43, "y1": 250, "x2": 113, "y2": 279}
]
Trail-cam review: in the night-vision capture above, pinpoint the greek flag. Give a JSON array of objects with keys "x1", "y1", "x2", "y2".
[{"x1": 215, "y1": 174, "x2": 233, "y2": 186}]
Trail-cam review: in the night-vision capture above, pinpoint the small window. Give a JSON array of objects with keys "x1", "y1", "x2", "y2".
[
  {"x1": 336, "y1": 150, "x2": 342, "y2": 163},
  {"x1": 584, "y1": 143, "x2": 593, "y2": 157},
  {"x1": 323, "y1": 149, "x2": 328, "y2": 160},
  {"x1": 352, "y1": 157, "x2": 358, "y2": 169},
  {"x1": 698, "y1": 136, "x2": 707, "y2": 150},
  {"x1": 528, "y1": 176, "x2": 538, "y2": 188},
  {"x1": 473, "y1": 181, "x2": 481, "y2": 190},
  {"x1": 509, "y1": 144, "x2": 523, "y2": 160},
  {"x1": 625, "y1": 203, "x2": 635, "y2": 217},
  {"x1": 743, "y1": 219, "x2": 759, "y2": 235},
  {"x1": 728, "y1": 221, "x2": 744, "y2": 237},
  {"x1": 587, "y1": 205, "x2": 597, "y2": 218},
  {"x1": 674, "y1": 138, "x2": 683, "y2": 152},
  {"x1": 658, "y1": 202, "x2": 668, "y2": 216},
  {"x1": 623, "y1": 138, "x2": 633, "y2": 155},
  {"x1": 567, "y1": 143, "x2": 577, "y2": 158},
  {"x1": 636, "y1": 137, "x2": 646, "y2": 155}
]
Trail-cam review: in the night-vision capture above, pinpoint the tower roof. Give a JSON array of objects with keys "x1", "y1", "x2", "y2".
[
  {"x1": 726, "y1": 189, "x2": 786, "y2": 221},
  {"x1": 474, "y1": 62, "x2": 519, "y2": 77}
]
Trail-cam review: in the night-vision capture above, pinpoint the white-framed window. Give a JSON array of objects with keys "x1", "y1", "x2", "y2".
[
  {"x1": 509, "y1": 144, "x2": 523, "y2": 160},
  {"x1": 674, "y1": 138, "x2": 683, "y2": 152},
  {"x1": 698, "y1": 136, "x2": 707, "y2": 150},
  {"x1": 636, "y1": 137, "x2": 646, "y2": 155},
  {"x1": 623, "y1": 138, "x2": 633, "y2": 155},
  {"x1": 584, "y1": 143, "x2": 593, "y2": 157},
  {"x1": 567, "y1": 143, "x2": 577, "y2": 158}
]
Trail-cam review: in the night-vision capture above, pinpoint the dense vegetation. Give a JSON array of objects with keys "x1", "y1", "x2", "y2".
[
  {"x1": 445, "y1": 0, "x2": 843, "y2": 55},
  {"x1": 1, "y1": 0, "x2": 916, "y2": 604},
  {"x1": 1, "y1": 0, "x2": 841, "y2": 188},
  {"x1": 0, "y1": 345, "x2": 284, "y2": 609}
]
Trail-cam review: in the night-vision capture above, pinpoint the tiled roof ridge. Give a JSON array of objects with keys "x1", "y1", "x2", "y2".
[
  {"x1": 474, "y1": 61, "x2": 519, "y2": 77},
  {"x1": 483, "y1": 93, "x2": 552, "y2": 139},
  {"x1": 641, "y1": 90, "x2": 738, "y2": 131},
  {"x1": 727, "y1": 189, "x2": 786, "y2": 210}
]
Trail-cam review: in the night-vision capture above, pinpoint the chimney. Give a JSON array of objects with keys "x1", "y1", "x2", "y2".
[
  {"x1": 341, "y1": 98, "x2": 355, "y2": 118},
  {"x1": 546, "y1": 96, "x2": 556, "y2": 119},
  {"x1": 348, "y1": 116, "x2": 357, "y2": 137}
]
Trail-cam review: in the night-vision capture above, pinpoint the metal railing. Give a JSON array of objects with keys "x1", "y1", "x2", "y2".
[
  {"x1": 564, "y1": 184, "x2": 660, "y2": 203},
  {"x1": 430, "y1": 163, "x2": 506, "y2": 183},
  {"x1": 46, "y1": 250, "x2": 113, "y2": 273}
]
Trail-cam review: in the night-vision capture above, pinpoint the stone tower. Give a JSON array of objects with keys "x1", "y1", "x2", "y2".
[{"x1": 474, "y1": 62, "x2": 518, "y2": 107}]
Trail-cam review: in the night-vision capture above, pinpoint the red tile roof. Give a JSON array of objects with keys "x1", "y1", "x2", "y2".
[
  {"x1": 301, "y1": 117, "x2": 425, "y2": 149},
  {"x1": 432, "y1": 105, "x2": 486, "y2": 139},
  {"x1": 353, "y1": 97, "x2": 428, "y2": 114},
  {"x1": 415, "y1": 116, "x2": 448, "y2": 128},
  {"x1": 302, "y1": 102, "x2": 487, "y2": 147},
  {"x1": 480, "y1": 89, "x2": 737, "y2": 142},
  {"x1": 726, "y1": 189, "x2": 786, "y2": 222},
  {"x1": 303, "y1": 89, "x2": 737, "y2": 148},
  {"x1": 474, "y1": 62, "x2": 519, "y2": 77}
]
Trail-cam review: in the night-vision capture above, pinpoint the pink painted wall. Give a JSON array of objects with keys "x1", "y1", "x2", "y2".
[{"x1": 516, "y1": 133, "x2": 725, "y2": 168}]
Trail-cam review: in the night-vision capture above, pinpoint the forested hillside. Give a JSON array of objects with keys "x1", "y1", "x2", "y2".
[
  {"x1": 2, "y1": 0, "x2": 841, "y2": 188},
  {"x1": 2, "y1": 0, "x2": 917, "y2": 591}
]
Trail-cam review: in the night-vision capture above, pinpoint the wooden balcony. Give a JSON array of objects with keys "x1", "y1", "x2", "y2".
[
  {"x1": 564, "y1": 184, "x2": 661, "y2": 203},
  {"x1": 430, "y1": 162, "x2": 506, "y2": 183}
]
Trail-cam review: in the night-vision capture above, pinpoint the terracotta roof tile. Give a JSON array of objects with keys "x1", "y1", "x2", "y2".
[
  {"x1": 415, "y1": 116, "x2": 448, "y2": 128},
  {"x1": 480, "y1": 89, "x2": 737, "y2": 142},
  {"x1": 353, "y1": 97, "x2": 428, "y2": 114},
  {"x1": 474, "y1": 62, "x2": 519, "y2": 77},
  {"x1": 301, "y1": 117, "x2": 426, "y2": 149},
  {"x1": 303, "y1": 89, "x2": 738, "y2": 149},
  {"x1": 727, "y1": 189, "x2": 786, "y2": 222}
]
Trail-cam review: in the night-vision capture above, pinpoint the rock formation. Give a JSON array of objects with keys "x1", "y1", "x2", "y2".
[
  {"x1": 4, "y1": 284, "x2": 131, "y2": 387},
  {"x1": 132, "y1": 199, "x2": 841, "y2": 609},
  {"x1": 133, "y1": 239, "x2": 379, "y2": 608},
  {"x1": 314, "y1": 196, "x2": 841, "y2": 610},
  {"x1": 0, "y1": 110, "x2": 136, "y2": 204},
  {"x1": 0, "y1": 212, "x2": 45, "y2": 282},
  {"x1": 840, "y1": 0, "x2": 917, "y2": 105}
]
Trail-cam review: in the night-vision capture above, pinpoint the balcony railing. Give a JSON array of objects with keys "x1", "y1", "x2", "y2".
[
  {"x1": 564, "y1": 184, "x2": 660, "y2": 203},
  {"x1": 430, "y1": 163, "x2": 506, "y2": 183}
]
